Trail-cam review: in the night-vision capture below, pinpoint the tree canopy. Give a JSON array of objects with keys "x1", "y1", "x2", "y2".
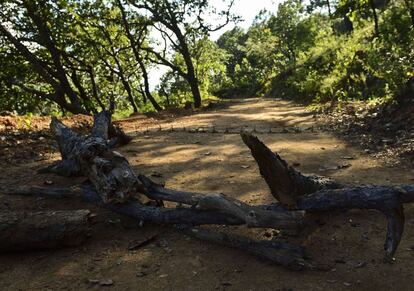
[{"x1": 0, "y1": 0, "x2": 413, "y2": 115}]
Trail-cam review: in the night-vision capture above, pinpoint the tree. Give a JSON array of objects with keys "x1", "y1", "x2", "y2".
[
  {"x1": 403, "y1": 0, "x2": 414, "y2": 27},
  {"x1": 0, "y1": 0, "x2": 90, "y2": 114},
  {"x1": 158, "y1": 36, "x2": 228, "y2": 104},
  {"x1": 216, "y1": 27, "x2": 248, "y2": 86},
  {"x1": 116, "y1": 0, "x2": 162, "y2": 111},
  {"x1": 307, "y1": 0, "x2": 337, "y2": 17},
  {"x1": 268, "y1": 0, "x2": 306, "y2": 67},
  {"x1": 128, "y1": 0, "x2": 236, "y2": 108}
]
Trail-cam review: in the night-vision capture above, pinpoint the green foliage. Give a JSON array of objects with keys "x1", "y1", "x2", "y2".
[
  {"x1": 157, "y1": 37, "x2": 228, "y2": 106},
  {"x1": 214, "y1": 0, "x2": 413, "y2": 105},
  {"x1": 1, "y1": 0, "x2": 413, "y2": 115}
]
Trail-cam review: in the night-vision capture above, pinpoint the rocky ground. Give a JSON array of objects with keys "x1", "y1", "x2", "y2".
[{"x1": 317, "y1": 99, "x2": 414, "y2": 166}]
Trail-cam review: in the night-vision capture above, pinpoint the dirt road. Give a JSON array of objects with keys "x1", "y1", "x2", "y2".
[{"x1": 1, "y1": 98, "x2": 414, "y2": 290}]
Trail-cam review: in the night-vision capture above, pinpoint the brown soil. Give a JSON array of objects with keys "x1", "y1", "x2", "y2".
[
  {"x1": 317, "y1": 100, "x2": 414, "y2": 166},
  {"x1": 1, "y1": 98, "x2": 414, "y2": 291}
]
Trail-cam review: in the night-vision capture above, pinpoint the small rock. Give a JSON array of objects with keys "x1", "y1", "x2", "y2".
[
  {"x1": 189, "y1": 255, "x2": 203, "y2": 267},
  {"x1": 89, "y1": 213, "x2": 98, "y2": 218},
  {"x1": 99, "y1": 279, "x2": 114, "y2": 286},
  {"x1": 159, "y1": 274, "x2": 168, "y2": 278},
  {"x1": 44, "y1": 180, "x2": 53, "y2": 185},
  {"x1": 241, "y1": 165, "x2": 250, "y2": 169},
  {"x1": 354, "y1": 262, "x2": 366, "y2": 269},
  {"x1": 343, "y1": 282, "x2": 352, "y2": 287},
  {"x1": 136, "y1": 272, "x2": 147, "y2": 277},
  {"x1": 341, "y1": 156, "x2": 354, "y2": 160},
  {"x1": 107, "y1": 218, "x2": 121, "y2": 224},
  {"x1": 88, "y1": 279, "x2": 99, "y2": 284},
  {"x1": 338, "y1": 163, "x2": 352, "y2": 169},
  {"x1": 128, "y1": 234, "x2": 158, "y2": 250},
  {"x1": 204, "y1": 152, "x2": 211, "y2": 156}
]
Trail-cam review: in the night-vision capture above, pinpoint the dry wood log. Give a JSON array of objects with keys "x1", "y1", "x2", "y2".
[
  {"x1": 4, "y1": 186, "x2": 83, "y2": 198},
  {"x1": 7, "y1": 185, "x2": 302, "y2": 229},
  {"x1": 139, "y1": 175, "x2": 304, "y2": 229},
  {"x1": 297, "y1": 185, "x2": 414, "y2": 260},
  {"x1": 3, "y1": 187, "x2": 311, "y2": 270},
  {"x1": 35, "y1": 111, "x2": 303, "y2": 229},
  {"x1": 41, "y1": 111, "x2": 146, "y2": 203},
  {"x1": 241, "y1": 132, "x2": 341, "y2": 208},
  {"x1": 241, "y1": 132, "x2": 414, "y2": 260},
  {"x1": 183, "y1": 227, "x2": 311, "y2": 271},
  {"x1": 0, "y1": 210, "x2": 91, "y2": 252},
  {"x1": 17, "y1": 111, "x2": 414, "y2": 266}
]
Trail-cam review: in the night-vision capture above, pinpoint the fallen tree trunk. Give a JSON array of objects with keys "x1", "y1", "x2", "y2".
[
  {"x1": 36, "y1": 111, "x2": 303, "y2": 230},
  {"x1": 7, "y1": 184, "x2": 303, "y2": 229},
  {"x1": 5, "y1": 186, "x2": 83, "y2": 199},
  {"x1": 241, "y1": 132, "x2": 414, "y2": 261},
  {"x1": 7, "y1": 110, "x2": 414, "y2": 268},
  {"x1": 0, "y1": 210, "x2": 91, "y2": 252},
  {"x1": 139, "y1": 175, "x2": 304, "y2": 229},
  {"x1": 241, "y1": 133, "x2": 341, "y2": 208},
  {"x1": 41, "y1": 110, "x2": 146, "y2": 203},
  {"x1": 183, "y1": 227, "x2": 311, "y2": 271},
  {"x1": 297, "y1": 185, "x2": 414, "y2": 260},
  {"x1": 6, "y1": 186, "x2": 310, "y2": 270}
]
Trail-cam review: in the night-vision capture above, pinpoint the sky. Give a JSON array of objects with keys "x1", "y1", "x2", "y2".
[
  {"x1": 148, "y1": 0, "x2": 282, "y2": 89},
  {"x1": 210, "y1": 0, "x2": 281, "y2": 39}
]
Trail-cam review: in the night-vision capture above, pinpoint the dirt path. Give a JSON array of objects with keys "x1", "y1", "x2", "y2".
[{"x1": 1, "y1": 98, "x2": 414, "y2": 290}]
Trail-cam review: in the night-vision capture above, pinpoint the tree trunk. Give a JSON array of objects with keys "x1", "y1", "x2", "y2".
[
  {"x1": 117, "y1": 0, "x2": 162, "y2": 112},
  {"x1": 23, "y1": 0, "x2": 87, "y2": 114},
  {"x1": 369, "y1": 0, "x2": 380, "y2": 36},
  {"x1": 116, "y1": 62, "x2": 139, "y2": 113},
  {"x1": 174, "y1": 25, "x2": 202, "y2": 108},
  {"x1": 182, "y1": 49, "x2": 202, "y2": 108},
  {"x1": 185, "y1": 227, "x2": 311, "y2": 270},
  {"x1": 88, "y1": 66, "x2": 106, "y2": 111},
  {"x1": 0, "y1": 210, "x2": 91, "y2": 252},
  {"x1": 45, "y1": 110, "x2": 144, "y2": 202},
  {"x1": 241, "y1": 133, "x2": 341, "y2": 208},
  {"x1": 138, "y1": 58, "x2": 163, "y2": 112},
  {"x1": 0, "y1": 15, "x2": 88, "y2": 115},
  {"x1": 241, "y1": 132, "x2": 414, "y2": 260},
  {"x1": 326, "y1": 0, "x2": 332, "y2": 18},
  {"x1": 403, "y1": 0, "x2": 414, "y2": 28}
]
